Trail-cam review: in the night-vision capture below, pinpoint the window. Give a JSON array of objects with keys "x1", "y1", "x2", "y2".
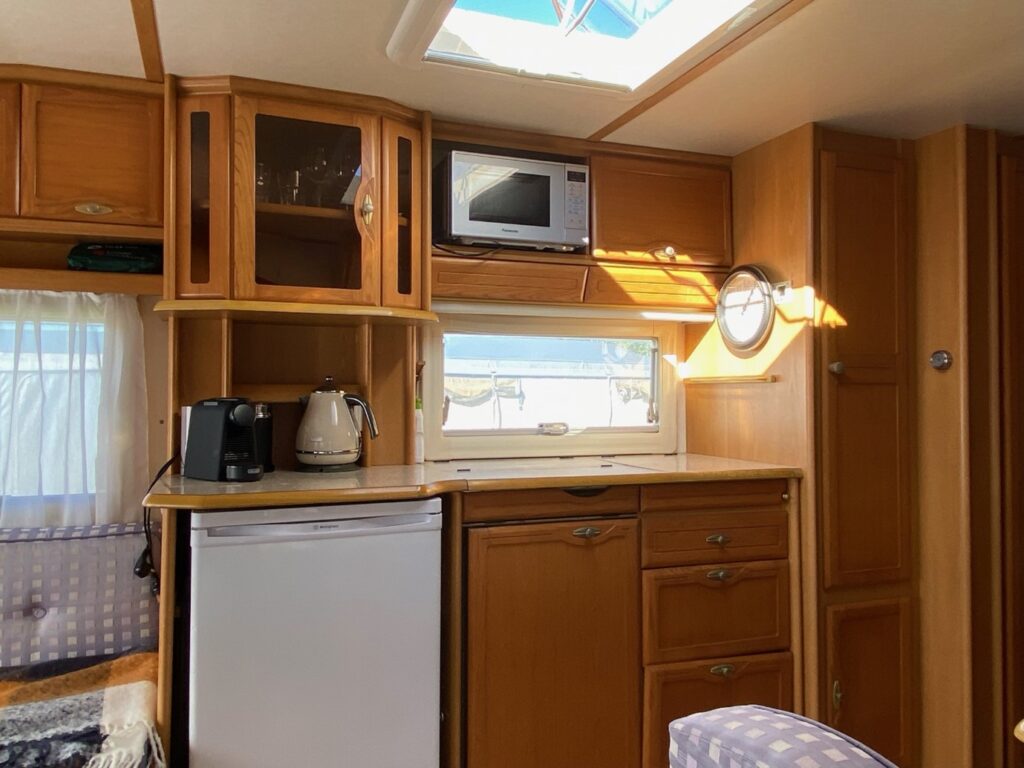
[
  {"x1": 424, "y1": 316, "x2": 677, "y2": 459},
  {"x1": 420, "y1": 0, "x2": 785, "y2": 90},
  {"x1": 0, "y1": 291, "x2": 148, "y2": 528}
]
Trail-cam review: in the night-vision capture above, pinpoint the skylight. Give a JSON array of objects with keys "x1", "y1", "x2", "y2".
[{"x1": 425, "y1": 0, "x2": 763, "y2": 90}]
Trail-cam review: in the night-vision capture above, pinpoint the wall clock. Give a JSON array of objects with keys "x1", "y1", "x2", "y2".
[{"x1": 715, "y1": 265, "x2": 776, "y2": 354}]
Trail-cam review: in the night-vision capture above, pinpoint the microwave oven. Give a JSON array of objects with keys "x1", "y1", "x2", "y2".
[{"x1": 437, "y1": 150, "x2": 589, "y2": 252}]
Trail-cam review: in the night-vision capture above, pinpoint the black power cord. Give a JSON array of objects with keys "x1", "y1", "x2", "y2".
[{"x1": 134, "y1": 453, "x2": 179, "y2": 597}]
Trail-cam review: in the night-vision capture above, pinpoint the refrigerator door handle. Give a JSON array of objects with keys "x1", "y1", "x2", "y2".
[{"x1": 194, "y1": 512, "x2": 440, "y2": 546}]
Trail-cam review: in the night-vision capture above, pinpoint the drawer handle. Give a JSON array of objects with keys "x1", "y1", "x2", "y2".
[
  {"x1": 832, "y1": 679, "x2": 843, "y2": 711},
  {"x1": 74, "y1": 202, "x2": 114, "y2": 216},
  {"x1": 709, "y1": 664, "x2": 735, "y2": 678},
  {"x1": 705, "y1": 569, "x2": 733, "y2": 582},
  {"x1": 572, "y1": 526, "x2": 602, "y2": 539},
  {"x1": 705, "y1": 533, "x2": 732, "y2": 546},
  {"x1": 563, "y1": 486, "x2": 610, "y2": 498}
]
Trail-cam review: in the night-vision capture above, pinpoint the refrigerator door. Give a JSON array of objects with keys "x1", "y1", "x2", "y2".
[{"x1": 188, "y1": 502, "x2": 441, "y2": 768}]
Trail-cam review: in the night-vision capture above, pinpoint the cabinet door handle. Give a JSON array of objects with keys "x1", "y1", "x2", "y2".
[
  {"x1": 709, "y1": 664, "x2": 735, "y2": 678},
  {"x1": 705, "y1": 533, "x2": 731, "y2": 546},
  {"x1": 828, "y1": 361, "x2": 846, "y2": 375},
  {"x1": 563, "y1": 486, "x2": 609, "y2": 498},
  {"x1": 572, "y1": 526, "x2": 602, "y2": 539},
  {"x1": 360, "y1": 194, "x2": 375, "y2": 227},
  {"x1": 832, "y1": 679, "x2": 843, "y2": 711},
  {"x1": 74, "y1": 202, "x2": 114, "y2": 216},
  {"x1": 705, "y1": 568, "x2": 734, "y2": 582}
]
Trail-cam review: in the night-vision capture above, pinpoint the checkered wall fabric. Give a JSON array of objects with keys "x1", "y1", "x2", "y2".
[
  {"x1": 0, "y1": 524, "x2": 159, "y2": 667},
  {"x1": 670, "y1": 706, "x2": 899, "y2": 768}
]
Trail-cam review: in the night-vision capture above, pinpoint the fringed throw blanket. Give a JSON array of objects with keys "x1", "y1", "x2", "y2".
[{"x1": 0, "y1": 650, "x2": 165, "y2": 768}]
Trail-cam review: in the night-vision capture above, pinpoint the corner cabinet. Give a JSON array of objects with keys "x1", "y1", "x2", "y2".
[{"x1": 170, "y1": 81, "x2": 426, "y2": 310}]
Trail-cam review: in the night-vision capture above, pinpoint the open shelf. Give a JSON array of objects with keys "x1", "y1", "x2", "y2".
[
  {"x1": 255, "y1": 202, "x2": 354, "y2": 220},
  {"x1": 0, "y1": 216, "x2": 163, "y2": 244},
  {"x1": 155, "y1": 299, "x2": 438, "y2": 326},
  {"x1": 233, "y1": 381, "x2": 362, "y2": 403},
  {"x1": 0, "y1": 267, "x2": 162, "y2": 295}
]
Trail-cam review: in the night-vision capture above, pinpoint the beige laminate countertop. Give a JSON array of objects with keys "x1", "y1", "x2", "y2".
[{"x1": 144, "y1": 454, "x2": 800, "y2": 511}]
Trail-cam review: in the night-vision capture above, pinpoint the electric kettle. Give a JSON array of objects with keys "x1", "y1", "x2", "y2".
[{"x1": 295, "y1": 377, "x2": 379, "y2": 468}]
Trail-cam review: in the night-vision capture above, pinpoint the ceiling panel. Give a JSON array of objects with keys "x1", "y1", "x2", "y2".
[
  {"x1": 605, "y1": 0, "x2": 1024, "y2": 154},
  {"x1": 0, "y1": 0, "x2": 144, "y2": 78},
  {"x1": 153, "y1": 0, "x2": 631, "y2": 139}
]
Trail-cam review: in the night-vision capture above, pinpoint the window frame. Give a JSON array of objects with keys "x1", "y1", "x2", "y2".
[{"x1": 423, "y1": 314, "x2": 678, "y2": 460}]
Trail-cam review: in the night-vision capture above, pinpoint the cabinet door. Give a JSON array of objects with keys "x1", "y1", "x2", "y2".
[
  {"x1": 820, "y1": 149, "x2": 911, "y2": 588},
  {"x1": 233, "y1": 96, "x2": 380, "y2": 305},
  {"x1": 826, "y1": 599, "x2": 912, "y2": 767},
  {"x1": 643, "y1": 560, "x2": 789, "y2": 664},
  {"x1": 381, "y1": 118, "x2": 421, "y2": 308},
  {"x1": 0, "y1": 82, "x2": 17, "y2": 216},
  {"x1": 174, "y1": 95, "x2": 231, "y2": 298},
  {"x1": 20, "y1": 84, "x2": 162, "y2": 225},
  {"x1": 467, "y1": 519, "x2": 640, "y2": 768},
  {"x1": 643, "y1": 653, "x2": 793, "y2": 768},
  {"x1": 591, "y1": 154, "x2": 731, "y2": 266}
]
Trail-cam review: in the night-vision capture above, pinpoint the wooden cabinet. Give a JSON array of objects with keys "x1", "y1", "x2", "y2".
[
  {"x1": 233, "y1": 96, "x2": 380, "y2": 305},
  {"x1": 381, "y1": 118, "x2": 421, "y2": 308},
  {"x1": 643, "y1": 652, "x2": 793, "y2": 768},
  {"x1": 431, "y1": 256, "x2": 588, "y2": 304},
  {"x1": 819, "y1": 147, "x2": 911, "y2": 589},
  {"x1": 641, "y1": 507, "x2": 788, "y2": 568},
  {"x1": 826, "y1": 599, "x2": 912, "y2": 766},
  {"x1": 463, "y1": 484, "x2": 638, "y2": 523},
  {"x1": 643, "y1": 559, "x2": 790, "y2": 663},
  {"x1": 591, "y1": 154, "x2": 731, "y2": 266},
  {"x1": 584, "y1": 263, "x2": 720, "y2": 310},
  {"x1": 0, "y1": 82, "x2": 17, "y2": 216},
  {"x1": 20, "y1": 84, "x2": 162, "y2": 226},
  {"x1": 466, "y1": 518, "x2": 640, "y2": 768}
]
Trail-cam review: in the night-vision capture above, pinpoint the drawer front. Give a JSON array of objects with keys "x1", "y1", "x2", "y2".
[
  {"x1": 643, "y1": 560, "x2": 790, "y2": 664},
  {"x1": 432, "y1": 256, "x2": 588, "y2": 304},
  {"x1": 642, "y1": 508, "x2": 788, "y2": 568},
  {"x1": 641, "y1": 479, "x2": 790, "y2": 513},
  {"x1": 643, "y1": 653, "x2": 793, "y2": 768},
  {"x1": 463, "y1": 485, "x2": 639, "y2": 523}
]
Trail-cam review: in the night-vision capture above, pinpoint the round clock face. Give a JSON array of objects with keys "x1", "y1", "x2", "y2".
[{"x1": 716, "y1": 266, "x2": 775, "y2": 353}]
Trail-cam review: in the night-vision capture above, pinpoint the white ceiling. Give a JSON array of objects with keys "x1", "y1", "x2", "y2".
[
  {"x1": 3, "y1": 0, "x2": 1023, "y2": 155},
  {"x1": 0, "y1": 0, "x2": 144, "y2": 79}
]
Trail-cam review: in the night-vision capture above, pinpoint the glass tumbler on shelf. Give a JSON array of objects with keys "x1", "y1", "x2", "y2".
[{"x1": 255, "y1": 163, "x2": 270, "y2": 203}]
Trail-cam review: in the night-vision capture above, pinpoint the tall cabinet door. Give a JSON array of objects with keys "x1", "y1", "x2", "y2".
[
  {"x1": 0, "y1": 82, "x2": 17, "y2": 216},
  {"x1": 819, "y1": 148, "x2": 912, "y2": 589},
  {"x1": 466, "y1": 519, "x2": 640, "y2": 768},
  {"x1": 826, "y1": 599, "x2": 913, "y2": 766},
  {"x1": 233, "y1": 96, "x2": 380, "y2": 305}
]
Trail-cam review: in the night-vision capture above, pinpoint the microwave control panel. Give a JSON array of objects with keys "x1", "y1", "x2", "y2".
[{"x1": 565, "y1": 166, "x2": 589, "y2": 233}]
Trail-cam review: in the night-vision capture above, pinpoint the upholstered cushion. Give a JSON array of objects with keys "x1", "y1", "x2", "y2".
[
  {"x1": 670, "y1": 706, "x2": 899, "y2": 768},
  {"x1": 0, "y1": 524, "x2": 158, "y2": 667}
]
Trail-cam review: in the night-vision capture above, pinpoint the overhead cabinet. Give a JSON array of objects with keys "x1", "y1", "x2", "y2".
[
  {"x1": 172, "y1": 82, "x2": 425, "y2": 310},
  {"x1": 0, "y1": 82, "x2": 17, "y2": 216},
  {"x1": 20, "y1": 84, "x2": 162, "y2": 226},
  {"x1": 591, "y1": 154, "x2": 732, "y2": 267}
]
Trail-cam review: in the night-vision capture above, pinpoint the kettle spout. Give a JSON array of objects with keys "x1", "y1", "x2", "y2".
[{"x1": 344, "y1": 393, "x2": 379, "y2": 439}]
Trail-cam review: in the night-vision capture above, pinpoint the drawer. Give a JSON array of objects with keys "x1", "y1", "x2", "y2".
[
  {"x1": 643, "y1": 559, "x2": 790, "y2": 664},
  {"x1": 463, "y1": 485, "x2": 639, "y2": 524},
  {"x1": 643, "y1": 653, "x2": 793, "y2": 768},
  {"x1": 432, "y1": 256, "x2": 588, "y2": 304},
  {"x1": 642, "y1": 508, "x2": 788, "y2": 568},
  {"x1": 641, "y1": 479, "x2": 790, "y2": 513},
  {"x1": 583, "y1": 264, "x2": 720, "y2": 310}
]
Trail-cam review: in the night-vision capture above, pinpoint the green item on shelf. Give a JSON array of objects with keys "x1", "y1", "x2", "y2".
[{"x1": 67, "y1": 243, "x2": 163, "y2": 274}]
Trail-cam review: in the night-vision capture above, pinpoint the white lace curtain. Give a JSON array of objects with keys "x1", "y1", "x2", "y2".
[{"x1": 0, "y1": 290, "x2": 148, "y2": 527}]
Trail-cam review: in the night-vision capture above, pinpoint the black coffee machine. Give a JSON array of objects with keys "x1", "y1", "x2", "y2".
[{"x1": 183, "y1": 398, "x2": 264, "y2": 482}]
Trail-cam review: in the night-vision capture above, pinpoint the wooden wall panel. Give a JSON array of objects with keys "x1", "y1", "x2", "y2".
[{"x1": 0, "y1": 82, "x2": 18, "y2": 216}]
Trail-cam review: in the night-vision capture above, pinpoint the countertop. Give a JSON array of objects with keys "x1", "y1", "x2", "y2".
[{"x1": 145, "y1": 454, "x2": 800, "y2": 510}]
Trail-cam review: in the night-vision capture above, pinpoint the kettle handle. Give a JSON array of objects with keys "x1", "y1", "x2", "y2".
[{"x1": 344, "y1": 393, "x2": 379, "y2": 439}]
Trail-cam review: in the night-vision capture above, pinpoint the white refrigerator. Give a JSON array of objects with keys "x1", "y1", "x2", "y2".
[{"x1": 188, "y1": 498, "x2": 442, "y2": 767}]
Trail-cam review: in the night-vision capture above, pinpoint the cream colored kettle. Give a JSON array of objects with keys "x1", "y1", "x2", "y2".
[{"x1": 295, "y1": 377, "x2": 379, "y2": 467}]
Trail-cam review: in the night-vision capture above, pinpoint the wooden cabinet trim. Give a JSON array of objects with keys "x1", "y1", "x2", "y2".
[
  {"x1": 463, "y1": 484, "x2": 639, "y2": 524},
  {"x1": 641, "y1": 507, "x2": 788, "y2": 568},
  {"x1": 643, "y1": 559, "x2": 790, "y2": 664},
  {"x1": 0, "y1": 82, "x2": 18, "y2": 216},
  {"x1": 641, "y1": 479, "x2": 789, "y2": 512}
]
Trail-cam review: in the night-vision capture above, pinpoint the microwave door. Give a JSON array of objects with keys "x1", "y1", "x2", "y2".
[{"x1": 450, "y1": 156, "x2": 565, "y2": 246}]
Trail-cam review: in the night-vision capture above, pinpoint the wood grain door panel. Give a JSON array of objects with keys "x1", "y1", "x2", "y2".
[
  {"x1": 641, "y1": 507, "x2": 788, "y2": 568},
  {"x1": 20, "y1": 84, "x2": 162, "y2": 225},
  {"x1": 591, "y1": 154, "x2": 731, "y2": 266},
  {"x1": 820, "y1": 148, "x2": 911, "y2": 589},
  {"x1": 583, "y1": 263, "x2": 720, "y2": 309},
  {"x1": 431, "y1": 256, "x2": 588, "y2": 304},
  {"x1": 381, "y1": 118, "x2": 421, "y2": 308},
  {"x1": 0, "y1": 82, "x2": 18, "y2": 216},
  {"x1": 463, "y1": 485, "x2": 638, "y2": 524},
  {"x1": 643, "y1": 559, "x2": 789, "y2": 663},
  {"x1": 643, "y1": 653, "x2": 793, "y2": 768},
  {"x1": 826, "y1": 598, "x2": 912, "y2": 767},
  {"x1": 467, "y1": 519, "x2": 640, "y2": 768}
]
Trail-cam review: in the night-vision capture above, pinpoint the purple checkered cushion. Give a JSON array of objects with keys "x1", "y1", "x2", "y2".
[
  {"x1": 0, "y1": 524, "x2": 158, "y2": 667},
  {"x1": 670, "y1": 706, "x2": 899, "y2": 768}
]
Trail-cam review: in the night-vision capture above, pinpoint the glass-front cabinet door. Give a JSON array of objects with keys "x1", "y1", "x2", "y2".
[
  {"x1": 233, "y1": 97, "x2": 380, "y2": 305},
  {"x1": 381, "y1": 118, "x2": 422, "y2": 309}
]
